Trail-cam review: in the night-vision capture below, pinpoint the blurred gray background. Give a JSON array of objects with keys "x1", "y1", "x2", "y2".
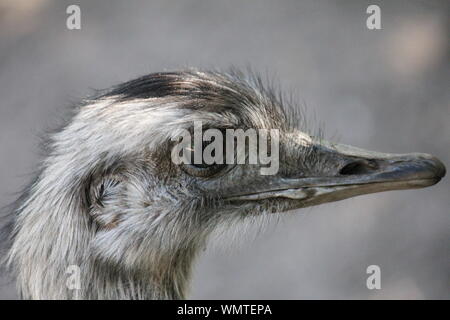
[{"x1": 0, "y1": 0, "x2": 448, "y2": 299}]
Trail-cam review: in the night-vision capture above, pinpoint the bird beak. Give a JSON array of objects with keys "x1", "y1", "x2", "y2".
[{"x1": 227, "y1": 141, "x2": 446, "y2": 208}]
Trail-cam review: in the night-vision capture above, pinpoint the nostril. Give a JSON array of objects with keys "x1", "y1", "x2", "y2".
[{"x1": 339, "y1": 159, "x2": 379, "y2": 175}]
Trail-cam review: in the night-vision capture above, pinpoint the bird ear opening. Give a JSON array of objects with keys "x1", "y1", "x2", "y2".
[
  {"x1": 87, "y1": 176, "x2": 124, "y2": 229},
  {"x1": 92, "y1": 177, "x2": 122, "y2": 207}
]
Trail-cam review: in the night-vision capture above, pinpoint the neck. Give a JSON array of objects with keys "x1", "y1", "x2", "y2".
[{"x1": 77, "y1": 249, "x2": 196, "y2": 299}]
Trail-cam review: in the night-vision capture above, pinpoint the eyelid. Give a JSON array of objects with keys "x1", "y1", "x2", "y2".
[{"x1": 180, "y1": 163, "x2": 227, "y2": 178}]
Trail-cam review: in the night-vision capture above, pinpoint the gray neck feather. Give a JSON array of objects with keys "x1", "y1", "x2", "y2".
[{"x1": 7, "y1": 159, "x2": 197, "y2": 300}]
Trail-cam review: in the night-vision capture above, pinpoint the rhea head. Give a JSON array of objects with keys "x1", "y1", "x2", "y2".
[{"x1": 7, "y1": 70, "x2": 446, "y2": 299}]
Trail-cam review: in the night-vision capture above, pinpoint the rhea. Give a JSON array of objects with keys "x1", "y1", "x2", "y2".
[{"x1": 4, "y1": 70, "x2": 445, "y2": 299}]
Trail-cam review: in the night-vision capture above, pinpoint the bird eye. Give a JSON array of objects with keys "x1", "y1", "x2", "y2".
[{"x1": 180, "y1": 137, "x2": 228, "y2": 178}]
